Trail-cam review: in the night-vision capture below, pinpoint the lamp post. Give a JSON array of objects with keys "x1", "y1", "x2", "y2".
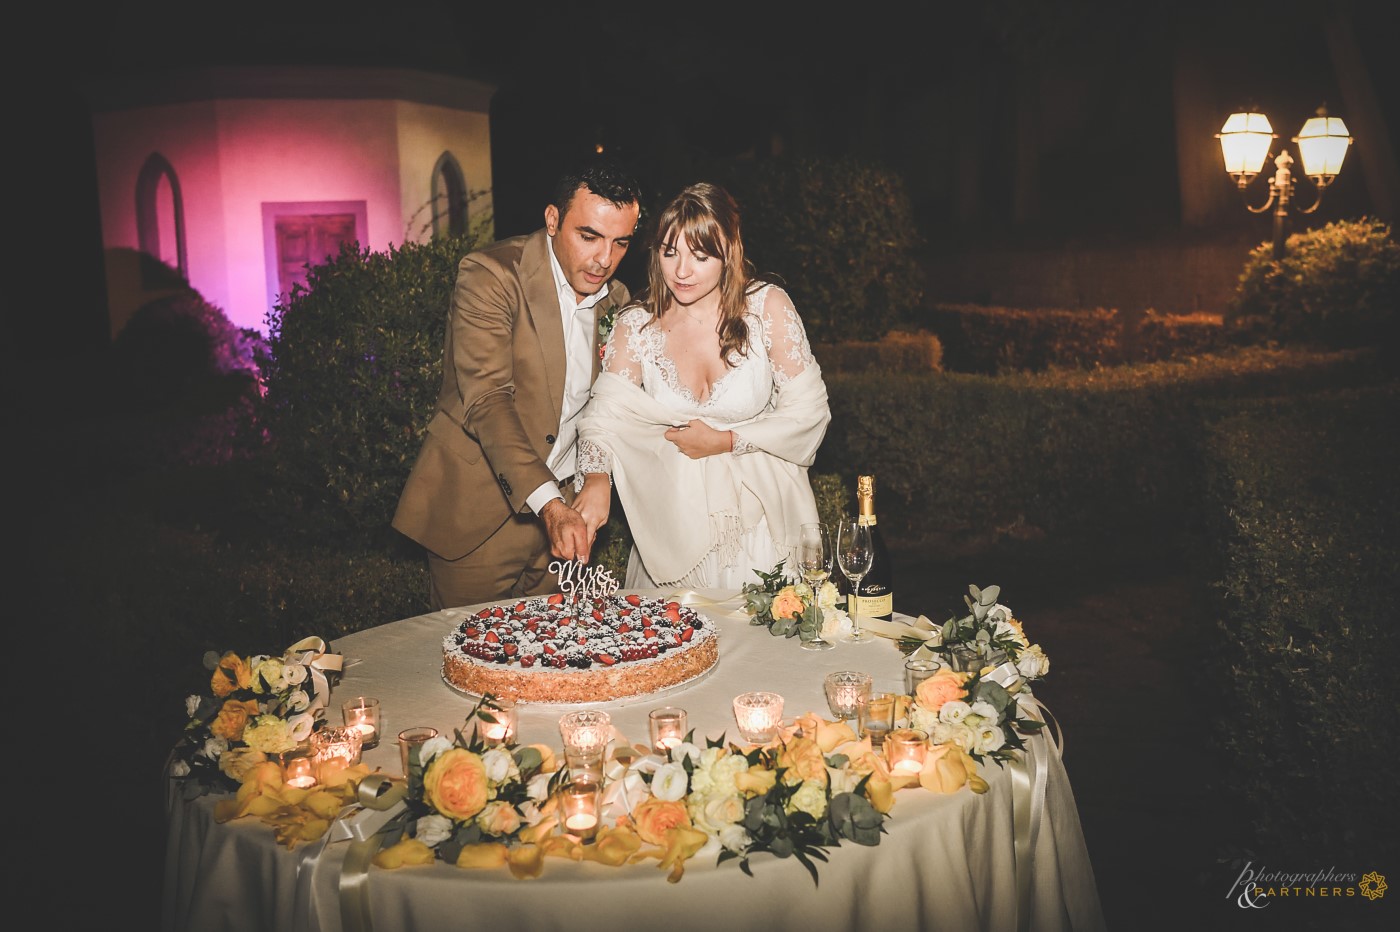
[{"x1": 1217, "y1": 106, "x2": 1354, "y2": 259}]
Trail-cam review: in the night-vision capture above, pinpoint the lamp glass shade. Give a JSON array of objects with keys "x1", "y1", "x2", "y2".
[
  {"x1": 1218, "y1": 111, "x2": 1274, "y2": 177},
  {"x1": 1294, "y1": 114, "x2": 1352, "y2": 180}
]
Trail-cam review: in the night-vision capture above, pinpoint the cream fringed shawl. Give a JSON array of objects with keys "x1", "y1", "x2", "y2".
[{"x1": 579, "y1": 364, "x2": 832, "y2": 587}]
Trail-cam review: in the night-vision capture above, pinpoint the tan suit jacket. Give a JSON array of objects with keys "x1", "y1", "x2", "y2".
[{"x1": 392, "y1": 229, "x2": 630, "y2": 561}]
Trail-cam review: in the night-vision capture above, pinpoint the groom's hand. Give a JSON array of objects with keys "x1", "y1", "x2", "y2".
[
  {"x1": 664, "y1": 420, "x2": 732, "y2": 459},
  {"x1": 541, "y1": 498, "x2": 591, "y2": 562}
]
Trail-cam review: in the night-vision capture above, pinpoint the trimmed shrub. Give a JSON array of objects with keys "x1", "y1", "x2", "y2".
[
  {"x1": 1228, "y1": 216, "x2": 1400, "y2": 347},
  {"x1": 918, "y1": 303, "x2": 1122, "y2": 373},
  {"x1": 257, "y1": 229, "x2": 491, "y2": 546},
  {"x1": 1134, "y1": 309, "x2": 1232, "y2": 362},
  {"x1": 718, "y1": 156, "x2": 925, "y2": 344},
  {"x1": 1197, "y1": 384, "x2": 1400, "y2": 862},
  {"x1": 812, "y1": 329, "x2": 943, "y2": 374}
]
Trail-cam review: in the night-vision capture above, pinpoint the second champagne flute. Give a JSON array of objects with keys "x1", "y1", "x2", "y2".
[
  {"x1": 796, "y1": 522, "x2": 835, "y2": 652},
  {"x1": 836, "y1": 519, "x2": 876, "y2": 642}
]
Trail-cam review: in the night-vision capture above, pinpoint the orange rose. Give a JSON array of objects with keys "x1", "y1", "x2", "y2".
[
  {"x1": 771, "y1": 587, "x2": 805, "y2": 621},
  {"x1": 211, "y1": 652, "x2": 253, "y2": 698},
  {"x1": 777, "y1": 737, "x2": 828, "y2": 787},
  {"x1": 210, "y1": 698, "x2": 260, "y2": 741},
  {"x1": 915, "y1": 669, "x2": 969, "y2": 712},
  {"x1": 631, "y1": 796, "x2": 692, "y2": 846},
  {"x1": 424, "y1": 748, "x2": 490, "y2": 821}
]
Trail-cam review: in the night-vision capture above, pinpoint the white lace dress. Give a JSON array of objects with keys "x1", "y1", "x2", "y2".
[{"x1": 578, "y1": 283, "x2": 823, "y2": 589}]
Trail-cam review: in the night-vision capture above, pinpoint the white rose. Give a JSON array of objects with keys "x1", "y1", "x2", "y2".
[
  {"x1": 202, "y1": 736, "x2": 229, "y2": 760},
  {"x1": 415, "y1": 813, "x2": 454, "y2": 847},
  {"x1": 817, "y1": 581, "x2": 840, "y2": 611},
  {"x1": 718, "y1": 823, "x2": 751, "y2": 853},
  {"x1": 932, "y1": 722, "x2": 969, "y2": 749},
  {"x1": 827, "y1": 765, "x2": 860, "y2": 795},
  {"x1": 939, "y1": 700, "x2": 972, "y2": 724},
  {"x1": 651, "y1": 762, "x2": 690, "y2": 801},
  {"x1": 820, "y1": 607, "x2": 852, "y2": 641},
  {"x1": 910, "y1": 708, "x2": 940, "y2": 734},
  {"x1": 287, "y1": 712, "x2": 315, "y2": 742},
  {"x1": 419, "y1": 736, "x2": 453, "y2": 765},
  {"x1": 788, "y1": 781, "x2": 828, "y2": 819},
  {"x1": 1017, "y1": 644, "x2": 1050, "y2": 679},
  {"x1": 675, "y1": 741, "x2": 703, "y2": 765},
  {"x1": 696, "y1": 793, "x2": 746, "y2": 832},
  {"x1": 975, "y1": 724, "x2": 1005, "y2": 754},
  {"x1": 712, "y1": 752, "x2": 749, "y2": 791},
  {"x1": 252, "y1": 658, "x2": 286, "y2": 693},
  {"x1": 285, "y1": 689, "x2": 311, "y2": 713},
  {"x1": 969, "y1": 701, "x2": 999, "y2": 724},
  {"x1": 170, "y1": 758, "x2": 191, "y2": 778},
  {"x1": 481, "y1": 748, "x2": 516, "y2": 783},
  {"x1": 185, "y1": 695, "x2": 202, "y2": 717},
  {"x1": 282, "y1": 664, "x2": 308, "y2": 686},
  {"x1": 526, "y1": 772, "x2": 554, "y2": 802}
]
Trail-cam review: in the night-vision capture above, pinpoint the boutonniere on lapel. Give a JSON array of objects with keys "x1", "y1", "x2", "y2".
[{"x1": 596, "y1": 305, "x2": 617, "y2": 361}]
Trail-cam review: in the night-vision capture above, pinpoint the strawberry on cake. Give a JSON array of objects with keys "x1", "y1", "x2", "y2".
[{"x1": 442, "y1": 593, "x2": 719, "y2": 704}]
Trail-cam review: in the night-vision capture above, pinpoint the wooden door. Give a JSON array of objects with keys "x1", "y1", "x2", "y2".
[{"x1": 274, "y1": 213, "x2": 358, "y2": 299}]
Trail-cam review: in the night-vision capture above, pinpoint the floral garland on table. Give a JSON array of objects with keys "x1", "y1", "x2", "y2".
[
  {"x1": 372, "y1": 696, "x2": 986, "y2": 885},
  {"x1": 169, "y1": 637, "x2": 341, "y2": 796},
  {"x1": 740, "y1": 560, "x2": 852, "y2": 645},
  {"x1": 899, "y1": 585, "x2": 1050, "y2": 766}
]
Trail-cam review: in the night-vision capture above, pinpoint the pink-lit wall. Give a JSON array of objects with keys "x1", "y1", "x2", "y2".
[{"x1": 88, "y1": 68, "x2": 494, "y2": 336}]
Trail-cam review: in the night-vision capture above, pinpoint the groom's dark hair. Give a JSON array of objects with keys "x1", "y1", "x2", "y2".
[{"x1": 551, "y1": 157, "x2": 643, "y2": 219}]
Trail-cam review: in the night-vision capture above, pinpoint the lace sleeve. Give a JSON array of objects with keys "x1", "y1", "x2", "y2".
[
  {"x1": 601, "y1": 306, "x2": 647, "y2": 386},
  {"x1": 757, "y1": 286, "x2": 816, "y2": 388},
  {"x1": 574, "y1": 438, "x2": 612, "y2": 490}
]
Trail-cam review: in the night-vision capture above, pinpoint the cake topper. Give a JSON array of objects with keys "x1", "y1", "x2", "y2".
[{"x1": 550, "y1": 559, "x2": 620, "y2": 616}]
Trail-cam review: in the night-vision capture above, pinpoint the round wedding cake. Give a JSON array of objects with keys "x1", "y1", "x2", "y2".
[{"x1": 442, "y1": 593, "x2": 719, "y2": 704}]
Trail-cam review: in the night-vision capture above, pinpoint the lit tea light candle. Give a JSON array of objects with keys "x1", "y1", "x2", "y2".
[
  {"x1": 478, "y1": 698, "x2": 517, "y2": 746},
  {"x1": 885, "y1": 728, "x2": 928, "y2": 775},
  {"x1": 732, "y1": 691, "x2": 784, "y2": 744},
  {"x1": 312, "y1": 726, "x2": 364, "y2": 780},
  {"x1": 648, "y1": 707, "x2": 687, "y2": 754},
  {"x1": 560, "y1": 778, "x2": 602, "y2": 841},
  {"x1": 341, "y1": 697, "x2": 381, "y2": 749},
  {"x1": 282, "y1": 752, "x2": 317, "y2": 789}
]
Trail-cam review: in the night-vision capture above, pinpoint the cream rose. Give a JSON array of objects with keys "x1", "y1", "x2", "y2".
[
  {"x1": 419, "y1": 736, "x2": 453, "y2": 765},
  {"x1": 481, "y1": 748, "x2": 516, "y2": 784},
  {"x1": 241, "y1": 714, "x2": 296, "y2": 754},
  {"x1": 415, "y1": 813, "x2": 454, "y2": 847},
  {"x1": 1017, "y1": 643, "x2": 1050, "y2": 679},
  {"x1": 651, "y1": 762, "x2": 689, "y2": 802},
  {"x1": 788, "y1": 781, "x2": 828, "y2": 819},
  {"x1": 477, "y1": 800, "x2": 523, "y2": 836},
  {"x1": 252, "y1": 657, "x2": 286, "y2": 693},
  {"x1": 217, "y1": 746, "x2": 267, "y2": 782}
]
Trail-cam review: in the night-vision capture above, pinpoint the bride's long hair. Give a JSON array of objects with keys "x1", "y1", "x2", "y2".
[{"x1": 639, "y1": 182, "x2": 772, "y2": 367}]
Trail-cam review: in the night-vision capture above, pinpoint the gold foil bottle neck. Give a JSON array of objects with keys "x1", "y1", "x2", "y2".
[{"x1": 857, "y1": 474, "x2": 877, "y2": 524}]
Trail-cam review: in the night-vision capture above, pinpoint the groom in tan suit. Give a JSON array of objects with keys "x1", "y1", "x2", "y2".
[{"x1": 392, "y1": 160, "x2": 642, "y2": 610}]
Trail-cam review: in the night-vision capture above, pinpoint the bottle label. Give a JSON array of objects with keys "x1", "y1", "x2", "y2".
[{"x1": 851, "y1": 593, "x2": 893, "y2": 618}]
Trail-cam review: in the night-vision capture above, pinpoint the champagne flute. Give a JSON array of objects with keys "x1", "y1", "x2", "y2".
[
  {"x1": 836, "y1": 519, "x2": 876, "y2": 643},
  {"x1": 796, "y1": 522, "x2": 835, "y2": 652}
]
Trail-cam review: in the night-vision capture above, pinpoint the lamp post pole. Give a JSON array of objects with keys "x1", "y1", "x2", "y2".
[{"x1": 1268, "y1": 150, "x2": 1296, "y2": 260}]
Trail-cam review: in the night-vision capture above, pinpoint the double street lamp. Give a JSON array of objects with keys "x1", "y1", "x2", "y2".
[{"x1": 1217, "y1": 106, "x2": 1353, "y2": 258}]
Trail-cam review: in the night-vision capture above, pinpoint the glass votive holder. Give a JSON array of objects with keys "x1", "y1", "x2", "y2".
[
  {"x1": 884, "y1": 727, "x2": 929, "y2": 775},
  {"x1": 342, "y1": 696, "x2": 381, "y2": 749},
  {"x1": 279, "y1": 744, "x2": 317, "y2": 789},
  {"x1": 476, "y1": 698, "x2": 517, "y2": 746},
  {"x1": 397, "y1": 726, "x2": 439, "y2": 778},
  {"x1": 312, "y1": 726, "x2": 364, "y2": 781},
  {"x1": 732, "y1": 691, "x2": 784, "y2": 744},
  {"x1": 648, "y1": 707, "x2": 688, "y2": 754},
  {"x1": 903, "y1": 657, "x2": 942, "y2": 696},
  {"x1": 824, "y1": 670, "x2": 873, "y2": 721},
  {"x1": 559, "y1": 710, "x2": 612, "y2": 780},
  {"x1": 857, "y1": 691, "x2": 897, "y2": 748},
  {"x1": 559, "y1": 776, "x2": 603, "y2": 842}
]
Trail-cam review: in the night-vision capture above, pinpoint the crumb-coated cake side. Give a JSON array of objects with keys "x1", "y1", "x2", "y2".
[{"x1": 442, "y1": 593, "x2": 719, "y2": 704}]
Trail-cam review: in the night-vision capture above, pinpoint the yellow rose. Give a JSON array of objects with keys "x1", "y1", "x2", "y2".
[
  {"x1": 210, "y1": 698, "x2": 260, "y2": 741},
  {"x1": 373, "y1": 837, "x2": 436, "y2": 868},
  {"x1": 920, "y1": 744, "x2": 987, "y2": 795},
  {"x1": 424, "y1": 748, "x2": 490, "y2": 821},
  {"x1": 211, "y1": 652, "x2": 253, "y2": 698},
  {"x1": 733, "y1": 765, "x2": 777, "y2": 796},
  {"x1": 771, "y1": 587, "x2": 805, "y2": 621},
  {"x1": 777, "y1": 737, "x2": 828, "y2": 787},
  {"x1": 583, "y1": 825, "x2": 643, "y2": 867},
  {"x1": 865, "y1": 771, "x2": 896, "y2": 813},
  {"x1": 915, "y1": 669, "x2": 969, "y2": 712},
  {"x1": 631, "y1": 796, "x2": 693, "y2": 846}
]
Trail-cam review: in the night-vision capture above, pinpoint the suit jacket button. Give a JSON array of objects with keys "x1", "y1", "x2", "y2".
[
  {"x1": 545, "y1": 434, "x2": 556, "y2": 444},
  {"x1": 498, "y1": 474, "x2": 512, "y2": 496}
]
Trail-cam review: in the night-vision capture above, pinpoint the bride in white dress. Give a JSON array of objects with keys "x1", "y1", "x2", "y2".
[{"x1": 576, "y1": 182, "x2": 831, "y2": 589}]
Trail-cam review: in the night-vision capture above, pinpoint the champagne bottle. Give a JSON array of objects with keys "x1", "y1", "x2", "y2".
[{"x1": 850, "y1": 474, "x2": 894, "y2": 621}]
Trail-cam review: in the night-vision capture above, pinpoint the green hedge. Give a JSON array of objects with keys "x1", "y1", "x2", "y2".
[
  {"x1": 818, "y1": 346, "x2": 1392, "y2": 553},
  {"x1": 918, "y1": 303, "x2": 1124, "y2": 373},
  {"x1": 1196, "y1": 384, "x2": 1400, "y2": 862}
]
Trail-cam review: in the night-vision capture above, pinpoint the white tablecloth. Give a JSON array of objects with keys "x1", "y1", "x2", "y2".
[{"x1": 163, "y1": 589, "x2": 1106, "y2": 932}]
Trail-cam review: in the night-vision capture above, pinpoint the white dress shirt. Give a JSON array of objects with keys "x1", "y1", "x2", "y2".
[{"x1": 524, "y1": 236, "x2": 609, "y2": 515}]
